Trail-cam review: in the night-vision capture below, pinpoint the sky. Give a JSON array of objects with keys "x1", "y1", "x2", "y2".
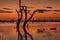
[
  {"x1": 0, "y1": 0, "x2": 60, "y2": 20},
  {"x1": 0, "y1": 0, "x2": 60, "y2": 9}
]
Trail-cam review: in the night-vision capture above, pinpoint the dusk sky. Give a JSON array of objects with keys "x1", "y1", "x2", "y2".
[
  {"x1": 0, "y1": 0, "x2": 60, "y2": 9},
  {"x1": 0, "y1": 0, "x2": 60, "y2": 20}
]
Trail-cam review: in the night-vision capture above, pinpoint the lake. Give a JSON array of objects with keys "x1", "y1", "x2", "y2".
[{"x1": 0, "y1": 22, "x2": 60, "y2": 40}]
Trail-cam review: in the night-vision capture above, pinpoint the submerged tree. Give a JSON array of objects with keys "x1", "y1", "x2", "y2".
[
  {"x1": 16, "y1": 9, "x2": 23, "y2": 40},
  {"x1": 16, "y1": 5, "x2": 44, "y2": 40},
  {"x1": 16, "y1": 0, "x2": 23, "y2": 40},
  {"x1": 21, "y1": 6, "x2": 43, "y2": 40},
  {"x1": 23, "y1": 7, "x2": 45, "y2": 40},
  {"x1": 16, "y1": 0, "x2": 44, "y2": 40},
  {"x1": 15, "y1": 0, "x2": 34, "y2": 40}
]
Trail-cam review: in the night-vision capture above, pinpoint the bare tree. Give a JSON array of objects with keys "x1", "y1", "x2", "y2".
[
  {"x1": 22, "y1": 7, "x2": 45, "y2": 40},
  {"x1": 20, "y1": 6, "x2": 38, "y2": 40},
  {"x1": 16, "y1": 0, "x2": 44, "y2": 40},
  {"x1": 16, "y1": 0, "x2": 23, "y2": 40},
  {"x1": 16, "y1": 9, "x2": 23, "y2": 40}
]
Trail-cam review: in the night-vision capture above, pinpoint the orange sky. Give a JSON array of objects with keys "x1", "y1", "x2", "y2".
[
  {"x1": 0, "y1": 11, "x2": 60, "y2": 20},
  {"x1": 0, "y1": 0, "x2": 60, "y2": 20}
]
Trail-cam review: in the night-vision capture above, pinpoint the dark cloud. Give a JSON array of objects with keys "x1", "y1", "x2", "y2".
[
  {"x1": 35, "y1": 9, "x2": 51, "y2": 13},
  {"x1": 2, "y1": 8, "x2": 12, "y2": 10},
  {"x1": 35, "y1": 9, "x2": 60, "y2": 13},
  {"x1": 53, "y1": 10, "x2": 60, "y2": 12},
  {"x1": 45, "y1": 6, "x2": 53, "y2": 9},
  {"x1": 0, "y1": 10, "x2": 13, "y2": 13}
]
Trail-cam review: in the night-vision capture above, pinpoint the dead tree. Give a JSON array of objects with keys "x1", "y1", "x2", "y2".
[
  {"x1": 22, "y1": 7, "x2": 44, "y2": 40},
  {"x1": 16, "y1": 0, "x2": 44, "y2": 40},
  {"x1": 19, "y1": 6, "x2": 38, "y2": 40},
  {"x1": 16, "y1": 9, "x2": 23, "y2": 40},
  {"x1": 16, "y1": 0, "x2": 23, "y2": 40}
]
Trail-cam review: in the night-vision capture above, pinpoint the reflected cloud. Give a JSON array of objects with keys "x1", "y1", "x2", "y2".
[{"x1": 53, "y1": 13, "x2": 58, "y2": 14}]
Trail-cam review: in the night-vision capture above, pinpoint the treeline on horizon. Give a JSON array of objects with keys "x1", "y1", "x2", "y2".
[{"x1": 0, "y1": 20, "x2": 60, "y2": 23}]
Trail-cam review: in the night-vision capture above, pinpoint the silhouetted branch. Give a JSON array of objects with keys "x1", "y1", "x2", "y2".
[
  {"x1": 16, "y1": 9, "x2": 23, "y2": 40},
  {"x1": 23, "y1": 21, "x2": 33, "y2": 40},
  {"x1": 21, "y1": 6, "x2": 34, "y2": 40},
  {"x1": 27, "y1": 10, "x2": 37, "y2": 21}
]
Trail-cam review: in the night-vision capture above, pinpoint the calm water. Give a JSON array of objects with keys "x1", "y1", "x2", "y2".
[{"x1": 0, "y1": 22, "x2": 60, "y2": 40}]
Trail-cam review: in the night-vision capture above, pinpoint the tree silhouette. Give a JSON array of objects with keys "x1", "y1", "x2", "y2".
[
  {"x1": 16, "y1": 0, "x2": 44, "y2": 40},
  {"x1": 16, "y1": 0, "x2": 23, "y2": 40},
  {"x1": 23, "y1": 8, "x2": 46, "y2": 40},
  {"x1": 16, "y1": 5, "x2": 46, "y2": 40},
  {"x1": 20, "y1": 6, "x2": 41, "y2": 40},
  {"x1": 16, "y1": 9, "x2": 23, "y2": 40}
]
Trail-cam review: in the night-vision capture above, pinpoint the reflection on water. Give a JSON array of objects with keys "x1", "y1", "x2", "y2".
[{"x1": 0, "y1": 22, "x2": 60, "y2": 40}]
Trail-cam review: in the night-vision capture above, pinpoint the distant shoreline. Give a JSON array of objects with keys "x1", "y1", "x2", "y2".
[{"x1": 0, "y1": 20, "x2": 60, "y2": 22}]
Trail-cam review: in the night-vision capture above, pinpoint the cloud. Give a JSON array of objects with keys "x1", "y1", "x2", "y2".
[
  {"x1": 45, "y1": 6, "x2": 53, "y2": 9},
  {"x1": 2, "y1": 8, "x2": 12, "y2": 10},
  {"x1": 53, "y1": 10, "x2": 60, "y2": 12},
  {"x1": 0, "y1": 10, "x2": 13, "y2": 13},
  {"x1": 35, "y1": 9, "x2": 51, "y2": 13},
  {"x1": 35, "y1": 9, "x2": 60, "y2": 13}
]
